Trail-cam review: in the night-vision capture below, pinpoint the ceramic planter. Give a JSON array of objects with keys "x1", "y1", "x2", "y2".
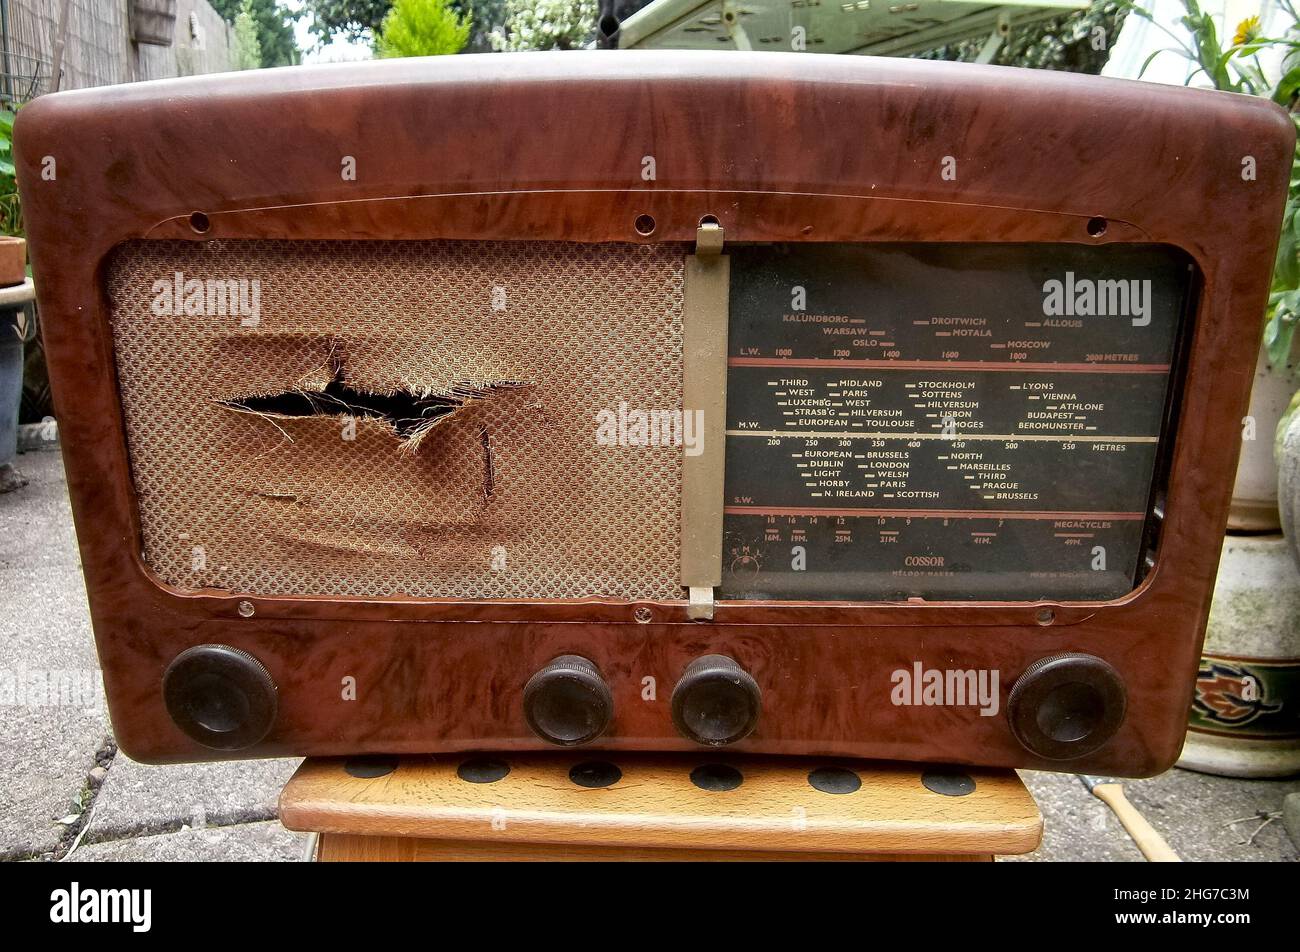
[
  {"x1": 1228, "y1": 345, "x2": 1298, "y2": 531},
  {"x1": 1282, "y1": 409, "x2": 1300, "y2": 570},
  {"x1": 1178, "y1": 534, "x2": 1300, "y2": 777},
  {"x1": 0, "y1": 276, "x2": 35, "y2": 489},
  {"x1": 0, "y1": 236, "x2": 25, "y2": 286}
]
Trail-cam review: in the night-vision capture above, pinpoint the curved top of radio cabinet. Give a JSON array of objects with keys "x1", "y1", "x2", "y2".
[{"x1": 13, "y1": 50, "x2": 1293, "y2": 265}]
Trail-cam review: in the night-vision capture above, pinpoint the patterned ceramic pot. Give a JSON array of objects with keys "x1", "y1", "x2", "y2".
[{"x1": 1178, "y1": 534, "x2": 1300, "y2": 777}]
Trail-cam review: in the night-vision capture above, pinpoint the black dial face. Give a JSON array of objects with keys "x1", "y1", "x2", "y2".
[{"x1": 720, "y1": 243, "x2": 1192, "y2": 602}]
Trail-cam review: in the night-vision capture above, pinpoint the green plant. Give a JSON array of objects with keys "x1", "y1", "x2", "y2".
[
  {"x1": 489, "y1": 0, "x2": 596, "y2": 51},
  {"x1": 375, "y1": 0, "x2": 471, "y2": 57},
  {"x1": 233, "y1": 0, "x2": 265, "y2": 69},
  {"x1": 915, "y1": 1, "x2": 1129, "y2": 74},
  {"x1": 0, "y1": 107, "x2": 21, "y2": 239},
  {"x1": 210, "y1": 0, "x2": 299, "y2": 67},
  {"x1": 1126, "y1": 0, "x2": 1300, "y2": 368},
  {"x1": 298, "y1": 0, "x2": 502, "y2": 51},
  {"x1": 299, "y1": 0, "x2": 394, "y2": 45},
  {"x1": 457, "y1": 0, "x2": 508, "y2": 52}
]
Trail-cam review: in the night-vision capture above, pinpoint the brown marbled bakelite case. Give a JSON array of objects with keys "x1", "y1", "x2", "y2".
[{"x1": 14, "y1": 52, "x2": 1293, "y2": 775}]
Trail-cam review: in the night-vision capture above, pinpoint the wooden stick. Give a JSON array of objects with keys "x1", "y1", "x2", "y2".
[{"x1": 1089, "y1": 782, "x2": 1181, "y2": 862}]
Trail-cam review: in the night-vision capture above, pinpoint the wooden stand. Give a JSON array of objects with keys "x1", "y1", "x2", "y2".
[{"x1": 280, "y1": 753, "x2": 1042, "y2": 861}]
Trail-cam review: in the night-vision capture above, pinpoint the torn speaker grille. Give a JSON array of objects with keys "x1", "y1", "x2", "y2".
[{"x1": 106, "y1": 239, "x2": 685, "y2": 600}]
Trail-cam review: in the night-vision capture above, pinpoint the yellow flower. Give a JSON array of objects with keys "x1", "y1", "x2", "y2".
[{"x1": 1234, "y1": 15, "x2": 1261, "y2": 46}]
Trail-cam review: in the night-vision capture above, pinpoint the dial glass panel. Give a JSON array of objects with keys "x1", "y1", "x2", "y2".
[{"x1": 721, "y1": 243, "x2": 1193, "y2": 601}]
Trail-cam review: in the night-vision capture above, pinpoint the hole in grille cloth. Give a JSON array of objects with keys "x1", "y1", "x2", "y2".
[{"x1": 106, "y1": 239, "x2": 686, "y2": 601}]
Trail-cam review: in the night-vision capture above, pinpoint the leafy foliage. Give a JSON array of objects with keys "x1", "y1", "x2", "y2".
[
  {"x1": 375, "y1": 0, "x2": 471, "y2": 56},
  {"x1": 1125, "y1": 0, "x2": 1300, "y2": 368},
  {"x1": 915, "y1": 2, "x2": 1129, "y2": 73},
  {"x1": 298, "y1": 0, "x2": 394, "y2": 45},
  {"x1": 208, "y1": 0, "x2": 299, "y2": 67},
  {"x1": 0, "y1": 107, "x2": 19, "y2": 238},
  {"x1": 233, "y1": 0, "x2": 264, "y2": 69},
  {"x1": 300, "y1": 0, "x2": 559, "y2": 52},
  {"x1": 489, "y1": 0, "x2": 596, "y2": 51},
  {"x1": 455, "y1": 0, "x2": 508, "y2": 52}
]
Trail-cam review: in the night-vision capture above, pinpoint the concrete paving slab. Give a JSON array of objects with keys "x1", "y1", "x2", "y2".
[
  {"x1": 84, "y1": 756, "x2": 302, "y2": 844},
  {"x1": 0, "y1": 451, "x2": 109, "y2": 859},
  {"x1": 70, "y1": 821, "x2": 308, "y2": 862},
  {"x1": 1009, "y1": 768, "x2": 1300, "y2": 862}
]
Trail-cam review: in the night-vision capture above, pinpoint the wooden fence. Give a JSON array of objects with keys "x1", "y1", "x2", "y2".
[{"x1": 1, "y1": 0, "x2": 234, "y2": 101}]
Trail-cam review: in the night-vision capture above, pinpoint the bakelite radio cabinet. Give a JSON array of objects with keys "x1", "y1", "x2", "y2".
[{"x1": 15, "y1": 52, "x2": 1293, "y2": 777}]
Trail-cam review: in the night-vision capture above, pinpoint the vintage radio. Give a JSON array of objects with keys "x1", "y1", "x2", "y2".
[{"x1": 16, "y1": 52, "x2": 1291, "y2": 775}]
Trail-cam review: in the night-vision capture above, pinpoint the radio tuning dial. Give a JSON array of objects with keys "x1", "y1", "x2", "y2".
[
  {"x1": 1007, "y1": 652, "x2": 1127, "y2": 760},
  {"x1": 671, "y1": 655, "x2": 762, "y2": 747},
  {"x1": 523, "y1": 655, "x2": 614, "y2": 747},
  {"x1": 162, "y1": 644, "x2": 278, "y2": 751}
]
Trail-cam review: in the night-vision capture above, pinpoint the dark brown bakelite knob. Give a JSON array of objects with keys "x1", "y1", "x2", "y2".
[
  {"x1": 162, "y1": 644, "x2": 277, "y2": 751},
  {"x1": 671, "y1": 654, "x2": 761, "y2": 747},
  {"x1": 1008, "y1": 652, "x2": 1126, "y2": 760},
  {"x1": 523, "y1": 655, "x2": 613, "y2": 746}
]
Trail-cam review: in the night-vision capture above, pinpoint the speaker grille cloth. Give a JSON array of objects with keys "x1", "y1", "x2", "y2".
[{"x1": 106, "y1": 240, "x2": 684, "y2": 600}]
